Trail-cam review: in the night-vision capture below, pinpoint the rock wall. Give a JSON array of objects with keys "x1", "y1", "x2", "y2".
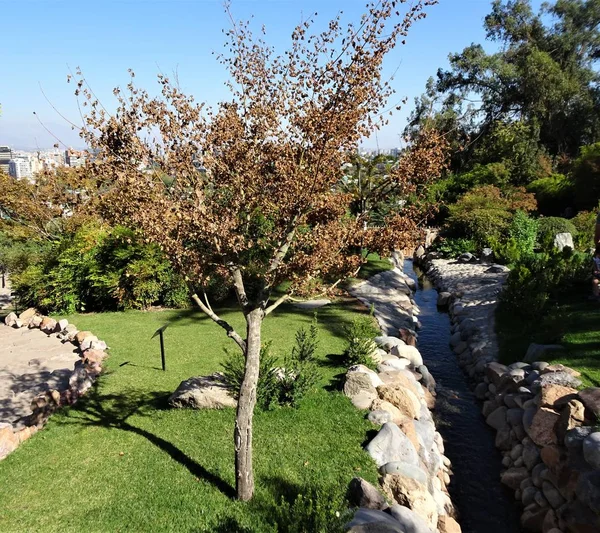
[
  {"x1": 422, "y1": 256, "x2": 600, "y2": 533},
  {"x1": 0, "y1": 309, "x2": 108, "y2": 460},
  {"x1": 344, "y1": 265, "x2": 462, "y2": 533}
]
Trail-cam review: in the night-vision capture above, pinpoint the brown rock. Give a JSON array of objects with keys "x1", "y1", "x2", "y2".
[
  {"x1": 528, "y1": 408, "x2": 560, "y2": 447},
  {"x1": 396, "y1": 418, "x2": 420, "y2": 452},
  {"x1": 75, "y1": 330, "x2": 95, "y2": 344},
  {"x1": 540, "y1": 385, "x2": 578, "y2": 408},
  {"x1": 376, "y1": 384, "x2": 421, "y2": 420},
  {"x1": 40, "y1": 316, "x2": 58, "y2": 333},
  {"x1": 438, "y1": 515, "x2": 462, "y2": 533},
  {"x1": 540, "y1": 446, "x2": 561, "y2": 470},
  {"x1": 423, "y1": 387, "x2": 436, "y2": 410},
  {"x1": 370, "y1": 399, "x2": 406, "y2": 426},
  {"x1": 578, "y1": 387, "x2": 600, "y2": 419},
  {"x1": 0, "y1": 426, "x2": 19, "y2": 458},
  {"x1": 18, "y1": 307, "x2": 38, "y2": 325},
  {"x1": 543, "y1": 364, "x2": 581, "y2": 378},
  {"x1": 556, "y1": 399, "x2": 585, "y2": 443},
  {"x1": 377, "y1": 371, "x2": 420, "y2": 395},
  {"x1": 17, "y1": 427, "x2": 33, "y2": 443},
  {"x1": 28, "y1": 315, "x2": 43, "y2": 328},
  {"x1": 380, "y1": 474, "x2": 438, "y2": 529},
  {"x1": 501, "y1": 467, "x2": 530, "y2": 490},
  {"x1": 83, "y1": 349, "x2": 107, "y2": 367},
  {"x1": 398, "y1": 327, "x2": 417, "y2": 347}
]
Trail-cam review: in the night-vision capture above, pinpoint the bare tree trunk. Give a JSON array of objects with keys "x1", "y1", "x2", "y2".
[{"x1": 234, "y1": 307, "x2": 263, "y2": 501}]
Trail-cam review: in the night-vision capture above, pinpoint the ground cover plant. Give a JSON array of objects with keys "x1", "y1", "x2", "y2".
[{"x1": 0, "y1": 300, "x2": 379, "y2": 532}]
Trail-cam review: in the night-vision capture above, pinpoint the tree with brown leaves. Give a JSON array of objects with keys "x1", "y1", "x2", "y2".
[{"x1": 74, "y1": 0, "x2": 443, "y2": 501}]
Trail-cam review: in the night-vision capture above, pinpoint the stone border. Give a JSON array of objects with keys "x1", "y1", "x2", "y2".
[
  {"x1": 0, "y1": 309, "x2": 109, "y2": 460},
  {"x1": 420, "y1": 255, "x2": 600, "y2": 533},
  {"x1": 344, "y1": 265, "x2": 461, "y2": 533}
]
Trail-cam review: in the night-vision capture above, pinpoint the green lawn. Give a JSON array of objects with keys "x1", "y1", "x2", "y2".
[
  {"x1": 0, "y1": 300, "x2": 379, "y2": 532},
  {"x1": 497, "y1": 283, "x2": 600, "y2": 388}
]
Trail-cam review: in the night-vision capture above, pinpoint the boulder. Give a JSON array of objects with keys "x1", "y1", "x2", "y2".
[
  {"x1": 28, "y1": 315, "x2": 43, "y2": 328},
  {"x1": 377, "y1": 370, "x2": 420, "y2": 396},
  {"x1": 346, "y1": 508, "x2": 405, "y2": 533},
  {"x1": 527, "y1": 407, "x2": 560, "y2": 447},
  {"x1": 565, "y1": 426, "x2": 594, "y2": 450},
  {"x1": 556, "y1": 399, "x2": 585, "y2": 442},
  {"x1": 379, "y1": 462, "x2": 428, "y2": 485},
  {"x1": 579, "y1": 387, "x2": 600, "y2": 419},
  {"x1": 378, "y1": 359, "x2": 411, "y2": 372},
  {"x1": 583, "y1": 432, "x2": 600, "y2": 469},
  {"x1": 169, "y1": 374, "x2": 237, "y2": 409},
  {"x1": 437, "y1": 292, "x2": 451, "y2": 307},
  {"x1": 501, "y1": 467, "x2": 530, "y2": 490},
  {"x1": 345, "y1": 372, "x2": 378, "y2": 399},
  {"x1": 486, "y1": 406, "x2": 508, "y2": 431},
  {"x1": 0, "y1": 425, "x2": 19, "y2": 459},
  {"x1": 18, "y1": 307, "x2": 38, "y2": 322},
  {"x1": 535, "y1": 371, "x2": 582, "y2": 390},
  {"x1": 4, "y1": 312, "x2": 18, "y2": 327},
  {"x1": 520, "y1": 506, "x2": 548, "y2": 532},
  {"x1": 417, "y1": 365, "x2": 436, "y2": 393},
  {"x1": 352, "y1": 390, "x2": 379, "y2": 410},
  {"x1": 380, "y1": 474, "x2": 438, "y2": 529},
  {"x1": 40, "y1": 316, "x2": 58, "y2": 333},
  {"x1": 524, "y1": 343, "x2": 565, "y2": 364},
  {"x1": 481, "y1": 248, "x2": 494, "y2": 263},
  {"x1": 75, "y1": 330, "x2": 95, "y2": 344},
  {"x1": 539, "y1": 384, "x2": 578, "y2": 408},
  {"x1": 79, "y1": 335, "x2": 100, "y2": 351},
  {"x1": 348, "y1": 477, "x2": 388, "y2": 510},
  {"x1": 365, "y1": 423, "x2": 420, "y2": 468},
  {"x1": 376, "y1": 384, "x2": 421, "y2": 420},
  {"x1": 349, "y1": 365, "x2": 384, "y2": 388},
  {"x1": 369, "y1": 410, "x2": 393, "y2": 426},
  {"x1": 542, "y1": 480, "x2": 565, "y2": 508},
  {"x1": 398, "y1": 328, "x2": 418, "y2": 347},
  {"x1": 371, "y1": 399, "x2": 406, "y2": 426},
  {"x1": 576, "y1": 471, "x2": 600, "y2": 515},
  {"x1": 553, "y1": 232, "x2": 574, "y2": 251},
  {"x1": 437, "y1": 516, "x2": 461, "y2": 533},
  {"x1": 390, "y1": 345, "x2": 423, "y2": 368},
  {"x1": 389, "y1": 505, "x2": 434, "y2": 533},
  {"x1": 375, "y1": 336, "x2": 406, "y2": 352}
]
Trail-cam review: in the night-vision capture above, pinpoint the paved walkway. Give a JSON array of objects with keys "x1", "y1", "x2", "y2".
[{"x1": 0, "y1": 325, "x2": 79, "y2": 428}]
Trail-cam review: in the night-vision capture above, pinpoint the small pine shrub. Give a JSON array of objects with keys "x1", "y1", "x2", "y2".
[
  {"x1": 221, "y1": 343, "x2": 280, "y2": 411},
  {"x1": 431, "y1": 237, "x2": 477, "y2": 258},
  {"x1": 343, "y1": 315, "x2": 380, "y2": 369}
]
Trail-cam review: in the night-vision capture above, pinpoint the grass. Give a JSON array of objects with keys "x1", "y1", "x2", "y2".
[
  {"x1": 0, "y1": 299, "x2": 379, "y2": 532},
  {"x1": 497, "y1": 281, "x2": 600, "y2": 388},
  {"x1": 345, "y1": 253, "x2": 394, "y2": 287}
]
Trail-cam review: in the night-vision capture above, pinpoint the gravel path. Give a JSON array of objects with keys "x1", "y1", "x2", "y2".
[{"x1": 0, "y1": 325, "x2": 79, "y2": 428}]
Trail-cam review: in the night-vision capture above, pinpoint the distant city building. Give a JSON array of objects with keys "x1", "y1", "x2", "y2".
[
  {"x1": 0, "y1": 145, "x2": 13, "y2": 173},
  {"x1": 8, "y1": 157, "x2": 33, "y2": 180},
  {"x1": 65, "y1": 148, "x2": 86, "y2": 167}
]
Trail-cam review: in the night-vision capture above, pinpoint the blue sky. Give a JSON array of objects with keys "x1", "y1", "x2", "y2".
[{"x1": 0, "y1": 0, "x2": 543, "y2": 150}]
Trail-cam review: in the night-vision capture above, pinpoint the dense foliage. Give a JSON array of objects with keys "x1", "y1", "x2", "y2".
[
  {"x1": 343, "y1": 314, "x2": 381, "y2": 369},
  {"x1": 11, "y1": 223, "x2": 188, "y2": 313}
]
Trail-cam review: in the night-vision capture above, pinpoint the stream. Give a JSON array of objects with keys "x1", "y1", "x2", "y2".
[{"x1": 404, "y1": 260, "x2": 522, "y2": 533}]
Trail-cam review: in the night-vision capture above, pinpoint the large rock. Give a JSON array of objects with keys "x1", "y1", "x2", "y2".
[
  {"x1": 74, "y1": 330, "x2": 95, "y2": 344},
  {"x1": 346, "y1": 508, "x2": 405, "y2": 533},
  {"x1": 376, "y1": 384, "x2": 421, "y2": 420},
  {"x1": 556, "y1": 399, "x2": 585, "y2": 442},
  {"x1": 579, "y1": 387, "x2": 600, "y2": 419},
  {"x1": 380, "y1": 474, "x2": 438, "y2": 529},
  {"x1": 378, "y1": 370, "x2": 420, "y2": 396},
  {"x1": 349, "y1": 365, "x2": 384, "y2": 388},
  {"x1": 486, "y1": 406, "x2": 508, "y2": 431},
  {"x1": 379, "y1": 462, "x2": 428, "y2": 485},
  {"x1": 576, "y1": 471, "x2": 600, "y2": 515},
  {"x1": 40, "y1": 316, "x2": 58, "y2": 333},
  {"x1": 345, "y1": 372, "x2": 378, "y2": 399},
  {"x1": 501, "y1": 467, "x2": 529, "y2": 490},
  {"x1": 553, "y1": 232, "x2": 574, "y2": 251},
  {"x1": 527, "y1": 407, "x2": 560, "y2": 447},
  {"x1": 348, "y1": 477, "x2": 388, "y2": 510},
  {"x1": 524, "y1": 343, "x2": 565, "y2": 364},
  {"x1": 437, "y1": 516, "x2": 461, "y2": 533},
  {"x1": 169, "y1": 374, "x2": 237, "y2": 409},
  {"x1": 371, "y1": 399, "x2": 406, "y2": 426},
  {"x1": 539, "y1": 384, "x2": 578, "y2": 408},
  {"x1": 365, "y1": 423, "x2": 420, "y2": 468},
  {"x1": 535, "y1": 371, "x2": 582, "y2": 390},
  {"x1": 369, "y1": 410, "x2": 392, "y2": 426},
  {"x1": 389, "y1": 345, "x2": 423, "y2": 368},
  {"x1": 437, "y1": 292, "x2": 451, "y2": 307},
  {"x1": 583, "y1": 432, "x2": 600, "y2": 469},
  {"x1": 388, "y1": 504, "x2": 434, "y2": 533},
  {"x1": 4, "y1": 312, "x2": 18, "y2": 327},
  {"x1": 0, "y1": 425, "x2": 19, "y2": 459}
]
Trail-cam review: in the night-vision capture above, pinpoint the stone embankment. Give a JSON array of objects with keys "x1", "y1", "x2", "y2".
[
  {"x1": 422, "y1": 255, "x2": 600, "y2": 533},
  {"x1": 343, "y1": 264, "x2": 461, "y2": 533},
  {"x1": 0, "y1": 309, "x2": 108, "y2": 460}
]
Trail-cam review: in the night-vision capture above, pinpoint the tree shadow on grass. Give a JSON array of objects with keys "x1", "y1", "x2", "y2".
[{"x1": 57, "y1": 384, "x2": 236, "y2": 498}]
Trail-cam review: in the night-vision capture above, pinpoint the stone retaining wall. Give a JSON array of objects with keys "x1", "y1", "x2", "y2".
[
  {"x1": 343, "y1": 265, "x2": 461, "y2": 533},
  {"x1": 0, "y1": 309, "x2": 108, "y2": 460},
  {"x1": 422, "y1": 256, "x2": 600, "y2": 533}
]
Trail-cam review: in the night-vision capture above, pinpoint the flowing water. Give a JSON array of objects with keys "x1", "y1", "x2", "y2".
[{"x1": 404, "y1": 260, "x2": 522, "y2": 533}]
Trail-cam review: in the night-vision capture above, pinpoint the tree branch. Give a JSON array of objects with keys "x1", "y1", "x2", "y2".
[
  {"x1": 231, "y1": 268, "x2": 250, "y2": 310},
  {"x1": 191, "y1": 292, "x2": 247, "y2": 352},
  {"x1": 264, "y1": 293, "x2": 290, "y2": 316}
]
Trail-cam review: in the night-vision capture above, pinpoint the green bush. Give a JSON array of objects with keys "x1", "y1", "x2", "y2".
[
  {"x1": 277, "y1": 320, "x2": 322, "y2": 407},
  {"x1": 343, "y1": 315, "x2": 380, "y2": 369},
  {"x1": 537, "y1": 217, "x2": 577, "y2": 249},
  {"x1": 491, "y1": 210, "x2": 538, "y2": 265},
  {"x1": 11, "y1": 223, "x2": 189, "y2": 313},
  {"x1": 498, "y1": 248, "x2": 589, "y2": 322},
  {"x1": 571, "y1": 210, "x2": 596, "y2": 252},
  {"x1": 430, "y1": 237, "x2": 478, "y2": 258},
  {"x1": 573, "y1": 143, "x2": 600, "y2": 211},
  {"x1": 527, "y1": 174, "x2": 574, "y2": 216},
  {"x1": 220, "y1": 343, "x2": 281, "y2": 411}
]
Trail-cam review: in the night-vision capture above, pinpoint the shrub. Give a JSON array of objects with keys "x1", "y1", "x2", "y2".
[
  {"x1": 572, "y1": 143, "x2": 600, "y2": 211},
  {"x1": 277, "y1": 320, "x2": 322, "y2": 407},
  {"x1": 430, "y1": 237, "x2": 477, "y2": 258},
  {"x1": 527, "y1": 174, "x2": 574, "y2": 216},
  {"x1": 537, "y1": 217, "x2": 577, "y2": 249},
  {"x1": 446, "y1": 185, "x2": 537, "y2": 249},
  {"x1": 491, "y1": 210, "x2": 538, "y2": 265},
  {"x1": 343, "y1": 315, "x2": 380, "y2": 369},
  {"x1": 221, "y1": 343, "x2": 281, "y2": 411},
  {"x1": 571, "y1": 210, "x2": 596, "y2": 252}
]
